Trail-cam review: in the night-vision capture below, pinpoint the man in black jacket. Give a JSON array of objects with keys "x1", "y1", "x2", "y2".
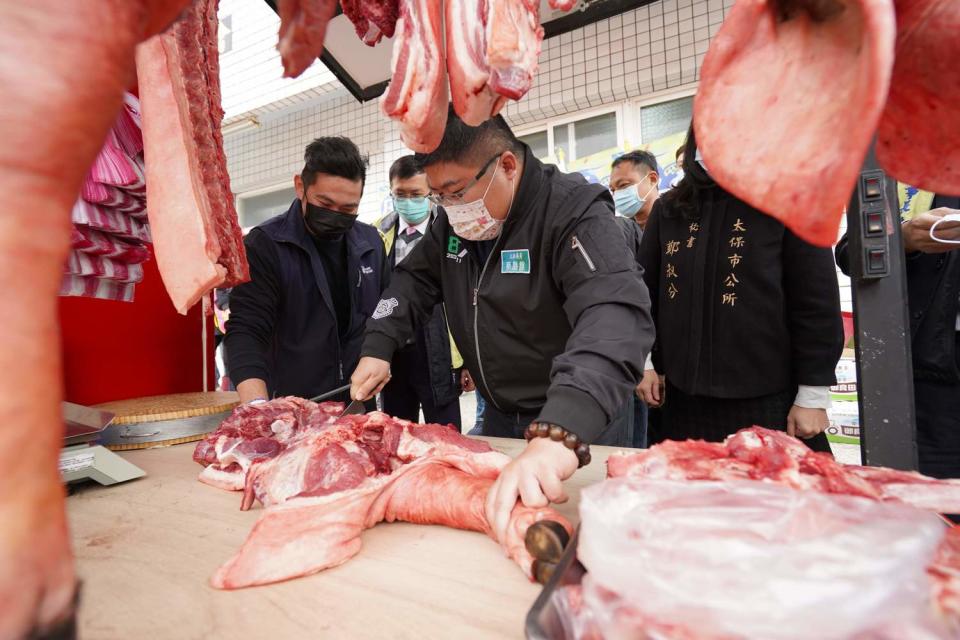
[
  {"x1": 374, "y1": 155, "x2": 466, "y2": 428},
  {"x1": 350, "y1": 107, "x2": 654, "y2": 540},
  {"x1": 226, "y1": 137, "x2": 388, "y2": 404},
  {"x1": 836, "y1": 192, "x2": 960, "y2": 478}
]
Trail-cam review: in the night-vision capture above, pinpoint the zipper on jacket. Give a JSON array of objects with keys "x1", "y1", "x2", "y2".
[
  {"x1": 571, "y1": 235, "x2": 596, "y2": 272},
  {"x1": 473, "y1": 241, "x2": 504, "y2": 411}
]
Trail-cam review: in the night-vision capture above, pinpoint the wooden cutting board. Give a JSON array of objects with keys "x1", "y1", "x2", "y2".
[{"x1": 94, "y1": 391, "x2": 240, "y2": 450}]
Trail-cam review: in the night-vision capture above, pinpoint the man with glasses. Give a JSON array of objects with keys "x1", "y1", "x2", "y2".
[
  {"x1": 351, "y1": 106, "x2": 654, "y2": 540},
  {"x1": 373, "y1": 155, "x2": 471, "y2": 429}
]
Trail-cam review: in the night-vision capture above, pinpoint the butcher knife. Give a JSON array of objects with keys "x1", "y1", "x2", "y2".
[{"x1": 339, "y1": 398, "x2": 366, "y2": 417}]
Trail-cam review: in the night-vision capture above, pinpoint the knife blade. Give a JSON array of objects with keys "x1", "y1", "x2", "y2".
[{"x1": 339, "y1": 399, "x2": 366, "y2": 417}]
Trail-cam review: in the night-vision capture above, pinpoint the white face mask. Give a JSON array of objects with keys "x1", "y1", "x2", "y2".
[
  {"x1": 444, "y1": 159, "x2": 506, "y2": 241},
  {"x1": 695, "y1": 148, "x2": 709, "y2": 174},
  {"x1": 929, "y1": 213, "x2": 960, "y2": 244}
]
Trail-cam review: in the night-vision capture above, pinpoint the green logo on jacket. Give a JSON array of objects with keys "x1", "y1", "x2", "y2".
[{"x1": 448, "y1": 236, "x2": 461, "y2": 254}]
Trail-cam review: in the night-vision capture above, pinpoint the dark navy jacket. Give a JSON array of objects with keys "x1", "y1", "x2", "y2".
[{"x1": 225, "y1": 200, "x2": 388, "y2": 399}]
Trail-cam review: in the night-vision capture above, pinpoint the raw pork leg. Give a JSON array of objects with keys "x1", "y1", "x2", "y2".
[
  {"x1": 877, "y1": 0, "x2": 960, "y2": 195},
  {"x1": 276, "y1": 0, "x2": 339, "y2": 78},
  {"x1": 213, "y1": 456, "x2": 567, "y2": 589},
  {"x1": 486, "y1": 0, "x2": 544, "y2": 100},
  {"x1": 0, "y1": 2, "x2": 189, "y2": 636},
  {"x1": 382, "y1": 0, "x2": 449, "y2": 152},
  {"x1": 446, "y1": 0, "x2": 508, "y2": 126},
  {"x1": 137, "y1": 0, "x2": 249, "y2": 314},
  {"x1": 693, "y1": 0, "x2": 896, "y2": 247}
]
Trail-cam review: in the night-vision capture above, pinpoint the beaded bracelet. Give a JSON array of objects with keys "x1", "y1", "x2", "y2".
[{"x1": 523, "y1": 422, "x2": 591, "y2": 468}]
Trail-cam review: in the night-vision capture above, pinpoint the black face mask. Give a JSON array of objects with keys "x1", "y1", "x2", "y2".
[{"x1": 303, "y1": 201, "x2": 356, "y2": 239}]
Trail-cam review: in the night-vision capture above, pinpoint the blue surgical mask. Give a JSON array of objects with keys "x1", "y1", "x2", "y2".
[
  {"x1": 613, "y1": 182, "x2": 655, "y2": 217},
  {"x1": 393, "y1": 196, "x2": 430, "y2": 225}
]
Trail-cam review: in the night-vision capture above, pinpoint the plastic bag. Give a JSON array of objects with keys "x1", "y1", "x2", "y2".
[{"x1": 575, "y1": 478, "x2": 951, "y2": 639}]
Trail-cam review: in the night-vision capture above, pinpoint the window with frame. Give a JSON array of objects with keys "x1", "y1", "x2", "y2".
[
  {"x1": 639, "y1": 96, "x2": 693, "y2": 143},
  {"x1": 517, "y1": 110, "x2": 619, "y2": 164},
  {"x1": 237, "y1": 186, "x2": 297, "y2": 229}
]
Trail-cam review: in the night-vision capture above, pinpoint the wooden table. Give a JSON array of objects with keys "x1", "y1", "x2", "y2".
[{"x1": 67, "y1": 437, "x2": 621, "y2": 639}]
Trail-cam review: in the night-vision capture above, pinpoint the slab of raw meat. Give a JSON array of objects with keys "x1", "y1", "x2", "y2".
[
  {"x1": 0, "y1": 1, "x2": 192, "y2": 635},
  {"x1": 341, "y1": 0, "x2": 400, "y2": 46},
  {"x1": 693, "y1": 0, "x2": 896, "y2": 247},
  {"x1": 562, "y1": 478, "x2": 958, "y2": 639},
  {"x1": 193, "y1": 397, "x2": 344, "y2": 491},
  {"x1": 136, "y1": 0, "x2": 249, "y2": 314},
  {"x1": 446, "y1": 0, "x2": 508, "y2": 126},
  {"x1": 209, "y1": 411, "x2": 571, "y2": 589},
  {"x1": 276, "y1": 0, "x2": 338, "y2": 78},
  {"x1": 876, "y1": 0, "x2": 960, "y2": 195},
  {"x1": 608, "y1": 426, "x2": 960, "y2": 513},
  {"x1": 382, "y1": 0, "x2": 449, "y2": 152},
  {"x1": 486, "y1": 0, "x2": 544, "y2": 100}
]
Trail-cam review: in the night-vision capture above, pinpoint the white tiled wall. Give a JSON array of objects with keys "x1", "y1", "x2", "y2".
[{"x1": 222, "y1": 0, "x2": 732, "y2": 222}]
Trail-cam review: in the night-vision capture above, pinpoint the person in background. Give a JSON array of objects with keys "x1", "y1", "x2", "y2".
[
  {"x1": 609, "y1": 150, "x2": 661, "y2": 447},
  {"x1": 374, "y1": 155, "x2": 473, "y2": 429},
  {"x1": 610, "y1": 150, "x2": 660, "y2": 229},
  {"x1": 350, "y1": 106, "x2": 654, "y2": 539},
  {"x1": 836, "y1": 190, "x2": 960, "y2": 478},
  {"x1": 638, "y1": 123, "x2": 843, "y2": 451},
  {"x1": 226, "y1": 137, "x2": 388, "y2": 404}
]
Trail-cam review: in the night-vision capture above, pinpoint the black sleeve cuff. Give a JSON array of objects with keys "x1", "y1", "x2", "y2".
[
  {"x1": 536, "y1": 385, "x2": 609, "y2": 445},
  {"x1": 361, "y1": 332, "x2": 401, "y2": 362},
  {"x1": 230, "y1": 365, "x2": 271, "y2": 387}
]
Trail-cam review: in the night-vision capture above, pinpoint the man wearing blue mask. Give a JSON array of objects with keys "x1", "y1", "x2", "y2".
[
  {"x1": 351, "y1": 105, "x2": 654, "y2": 542},
  {"x1": 226, "y1": 137, "x2": 388, "y2": 405},
  {"x1": 374, "y1": 155, "x2": 471, "y2": 428},
  {"x1": 610, "y1": 150, "x2": 660, "y2": 229}
]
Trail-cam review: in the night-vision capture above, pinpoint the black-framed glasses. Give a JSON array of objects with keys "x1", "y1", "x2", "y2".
[{"x1": 427, "y1": 153, "x2": 502, "y2": 207}]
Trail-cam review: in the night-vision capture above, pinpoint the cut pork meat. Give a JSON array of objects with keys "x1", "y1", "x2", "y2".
[
  {"x1": 608, "y1": 426, "x2": 960, "y2": 513},
  {"x1": 341, "y1": 0, "x2": 400, "y2": 46},
  {"x1": 276, "y1": 0, "x2": 339, "y2": 78},
  {"x1": 202, "y1": 409, "x2": 570, "y2": 589},
  {"x1": 136, "y1": 0, "x2": 249, "y2": 314},
  {"x1": 694, "y1": 0, "x2": 897, "y2": 247},
  {"x1": 382, "y1": 0, "x2": 449, "y2": 152},
  {"x1": 446, "y1": 0, "x2": 507, "y2": 125},
  {"x1": 486, "y1": 0, "x2": 544, "y2": 100},
  {"x1": 193, "y1": 397, "x2": 344, "y2": 491},
  {"x1": 876, "y1": 0, "x2": 960, "y2": 195}
]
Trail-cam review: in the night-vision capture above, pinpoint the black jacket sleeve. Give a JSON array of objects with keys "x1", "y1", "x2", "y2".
[
  {"x1": 536, "y1": 202, "x2": 656, "y2": 443},
  {"x1": 638, "y1": 203, "x2": 663, "y2": 371},
  {"x1": 224, "y1": 230, "x2": 282, "y2": 387},
  {"x1": 361, "y1": 217, "x2": 444, "y2": 363},
  {"x1": 834, "y1": 232, "x2": 851, "y2": 276},
  {"x1": 783, "y1": 229, "x2": 844, "y2": 386}
]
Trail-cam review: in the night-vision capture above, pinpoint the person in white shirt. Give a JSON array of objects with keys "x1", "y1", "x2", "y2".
[{"x1": 374, "y1": 156, "x2": 472, "y2": 428}]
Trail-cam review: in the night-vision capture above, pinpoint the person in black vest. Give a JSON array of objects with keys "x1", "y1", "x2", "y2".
[
  {"x1": 226, "y1": 137, "x2": 388, "y2": 405},
  {"x1": 637, "y1": 123, "x2": 843, "y2": 451},
  {"x1": 836, "y1": 192, "x2": 960, "y2": 478},
  {"x1": 350, "y1": 106, "x2": 654, "y2": 539},
  {"x1": 374, "y1": 155, "x2": 470, "y2": 428}
]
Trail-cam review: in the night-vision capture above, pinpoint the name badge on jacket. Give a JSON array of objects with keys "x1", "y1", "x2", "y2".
[{"x1": 500, "y1": 249, "x2": 531, "y2": 274}]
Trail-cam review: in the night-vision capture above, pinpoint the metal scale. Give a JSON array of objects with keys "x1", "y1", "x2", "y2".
[{"x1": 61, "y1": 401, "x2": 145, "y2": 486}]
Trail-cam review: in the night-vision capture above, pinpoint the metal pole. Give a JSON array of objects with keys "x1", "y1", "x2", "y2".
[{"x1": 845, "y1": 140, "x2": 917, "y2": 470}]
